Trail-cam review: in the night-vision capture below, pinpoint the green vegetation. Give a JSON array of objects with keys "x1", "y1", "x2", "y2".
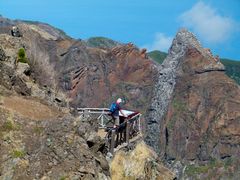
[
  {"x1": 185, "y1": 158, "x2": 219, "y2": 176},
  {"x1": 148, "y1": 50, "x2": 240, "y2": 85},
  {"x1": 12, "y1": 149, "x2": 26, "y2": 158},
  {"x1": 224, "y1": 157, "x2": 234, "y2": 169},
  {"x1": 185, "y1": 164, "x2": 210, "y2": 176},
  {"x1": 2, "y1": 120, "x2": 15, "y2": 131},
  {"x1": 2, "y1": 112, "x2": 15, "y2": 131},
  {"x1": 86, "y1": 37, "x2": 120, "y2": 49},
  {"x1": 60, "y1": 176, "x2": 66, "y2": 180},
  {"x1": 33, "y1": 125, "x2": 44, "y2": 135},
  {"x1": 147, "y1": 50, "x2": 167, "y2": 64},
  {"x1": 17, "y1": 48, "x2": 29, "y2": 64},
  {"x1": 221, "y1": 58, "x2": 240, "y2": 84},
  {"x1": 185, "y1": 158, "x2": 235, "y2": 178},
  {"x1": 0, "y1": 112, "x2": 20, "y2": 133}
]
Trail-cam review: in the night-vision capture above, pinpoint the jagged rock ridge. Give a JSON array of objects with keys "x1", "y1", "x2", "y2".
[
  {"x1": 145, "y1": 29, "x2": 240, "y2": 178},
  {"x1": 145, "y1": 29, "x2": 225, "y2": 153},
  {"x1": 1, "y1": 16, "x2": 239, "y2": 179}
]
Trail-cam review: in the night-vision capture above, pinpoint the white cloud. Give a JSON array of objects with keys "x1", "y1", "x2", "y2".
[
  {"x1": 180, "y1": 2, "x2": 235, "y2": 44},
  {"x1": 143, "y1": 33, "x2": 173, "y2": 52}
]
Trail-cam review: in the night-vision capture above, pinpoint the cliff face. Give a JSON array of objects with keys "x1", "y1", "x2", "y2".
[
  {"x1": 0, "y1": 17, "x2": 157, "y2": 112},
  {"x1": 0, "y1": 97, "x2": 110, "y2": 179},
  {"x1": 0, "y1": 18, "x2": 111, "y2": 179},
  {"x1": 58, "y1": 42, "x2": 157, "y2": 113},
  {"x1": 145, "y1": 29, "x2": 240, "y2": 178},
  {"x1": 1, "y1": 17, "x2": 240, "y2": 179},
  {"x1": 0, "y1": 17, "x2": 158, "y2": 179}
]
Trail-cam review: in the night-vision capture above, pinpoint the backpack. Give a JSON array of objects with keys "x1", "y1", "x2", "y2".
[{"x1": 109, "y1": 102, "x2": 118, "y2": 113}]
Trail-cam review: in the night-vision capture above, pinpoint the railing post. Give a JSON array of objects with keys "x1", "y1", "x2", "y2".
[
  {"x1": 110, "y1": 129, "x2": 116, "y2": 154},
  {"x1": 138, "y1": 114, "x2": 141, "y2": 135},
  {"x1": 83, "y1": 109, "x2": 87, "y2": 118},
  {"x1": 101, "y1": 113, "x2": 104, "y2": 127},
  {"x1": 126, "y1": 121, "x2": 130, "y2": 146}
]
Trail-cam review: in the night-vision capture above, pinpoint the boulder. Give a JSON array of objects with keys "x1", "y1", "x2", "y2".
[
  {"x1": 110, "y1": 141, "x2": 175, "y2": 180},
  {"x1": 0, "y1": 47, "x2": 6, "y2": 61}
]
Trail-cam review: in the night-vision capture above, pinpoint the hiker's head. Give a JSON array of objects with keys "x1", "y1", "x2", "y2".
[{"x1": 116, "y1": 98, "x2": 123, "y2": 104}]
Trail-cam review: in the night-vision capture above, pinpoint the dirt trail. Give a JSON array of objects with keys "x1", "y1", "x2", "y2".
[{"x1": 2, "y1": 96, "x2": 62, "y2": 120}]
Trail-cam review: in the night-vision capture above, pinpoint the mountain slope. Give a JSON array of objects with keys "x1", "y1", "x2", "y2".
[
  {"x1": 221, "y1": 58, "x2": 240, "y2": 84},
  {"x1": 148, "y1": 50, "x2": 240, "y2": 85},
  {"x1": 0, "y1": 18, "x2": 111, "y2": 179},
  {"x1": 85, "y1": 37, "x2": 121, "y2": 49},
  {"x1": 1, "y1": 16, "x2": 239, "y2": 179},
  {"x1": 147, "y1": 50, "x2": 167, "y2": 64},
  {"x1": 145, "y1": 29, "x2": 240, "y2": 179}
]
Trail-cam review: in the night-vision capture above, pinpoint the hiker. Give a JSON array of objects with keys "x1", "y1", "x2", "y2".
[
  {"x1": 11, "y1": 26, "x2": 21, "y2": 37},
  {"x1": 109, "y1": 98, "x2": 127, "y2": 127}
]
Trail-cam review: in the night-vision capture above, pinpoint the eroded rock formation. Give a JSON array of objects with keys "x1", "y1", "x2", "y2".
[
  {"x1": 111, "y1": 141, "x2": 175, "y2": 180},
  {"x1": 1, "y1": 16, "x2": 239, "y2": 179},
  {"x1": 145, "y1": 29, "x2": 240, "y2": 178}
]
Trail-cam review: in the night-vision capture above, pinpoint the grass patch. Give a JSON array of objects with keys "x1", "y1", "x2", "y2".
[
  {"x1": 1, "y1": 112, "x2": 20, "y2": 132},
  {"x1": 224, "y1": 157, "x2": 234, "y2": 169},
  {"x1": 59, "y1": 175, "x2": 69, "y2": 180},
  {"x1": 2, "y1": 120, "x2": 14, "y2": 131},
  {"x1": 185, "y1": 164, "x2": 209, "y2": 176},
  {"x1": 0, "y1": 95, "x2": 3, "y2": 103},
  {"x1": 33, "y1": 126, "x2": 44, "y2": 135},
  {"x1": 173, "y1": 98, "x2": 186, "y2": 112},
  {"x1": 12, "y1": 150, "x2": 26, "y2": 158},
  {"x1": 185, "y1": 159, "x2": 225, "y2": 177}
]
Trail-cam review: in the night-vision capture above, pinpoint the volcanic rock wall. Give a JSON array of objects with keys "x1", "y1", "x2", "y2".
[{"x1": 145, "y1": 29, "x2": 240, "y2": 178}]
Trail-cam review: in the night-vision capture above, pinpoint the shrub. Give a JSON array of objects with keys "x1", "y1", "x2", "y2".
[
  {"x1": 12, "y1": 149, "x2": 26, "y2": 158},
  {"x1": 185, "y1": 164, "x2": 209, "y2": 176},
  {"x1": 33, "y1": 126, "x2": 44, "y2": 135},
  {"x1": 2, "y1": 120, "x2": 14, "y2": 131},
  {"x1": 60, "y1": 176, "x2": 68, "y2": 180},
  {"x1": 17, "y1": 48, "x2": 29, "y2": 64}
]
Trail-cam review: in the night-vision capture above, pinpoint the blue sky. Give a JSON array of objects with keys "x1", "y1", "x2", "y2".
[{"x1": 0, "y1": 0, "x2": 239, "y2": 60}]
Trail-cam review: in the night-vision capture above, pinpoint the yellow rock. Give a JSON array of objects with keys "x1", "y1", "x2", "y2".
[{"x1": 110, "y1": 141, "x2": 175, "y2": 180}]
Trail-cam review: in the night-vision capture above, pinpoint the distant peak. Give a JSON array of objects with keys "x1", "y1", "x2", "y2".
[
  {"x1": 167, "y1": 28, "x2": 220, "y2": 61},
  {"x1": 169, "y1": 28, "x2": 202, "y2": 55},
  {"x1": 176, "y1": 28, "x2": 200, "y2": 46}
]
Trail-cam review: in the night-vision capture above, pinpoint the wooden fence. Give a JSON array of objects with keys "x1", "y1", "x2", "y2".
[{"x1": 77, "y1": 108, "x2": 142, "y2": 154}]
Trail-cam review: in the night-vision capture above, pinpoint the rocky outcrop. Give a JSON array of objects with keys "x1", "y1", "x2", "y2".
[
  {"x1": 145, "y1": 29, "x2": 240, "y2": 178},
  {"x1": 0, "y1": 47, "x2": 6, "y2": 61},
  {"x1": 0, "y1": 32, "x2": 68, "y2": 107},
  {"x1": 85, "y1": 37, "x2": 121, "y2": 49},
  {"x1": 110, "y1": 141, "x2": 175, "y2": 180},
  {"x1": 0, "y1": 99, "x2": 110, "y2": 179},
  {"x1": 1, "y1": 16, "x2": 240, "y2": 179},
  {"x1": 0, "y1": 17, "x2": 157, "y2": 113},
  {"x1": 59, "y1": 42, "x2": 157, "y2": 113}
]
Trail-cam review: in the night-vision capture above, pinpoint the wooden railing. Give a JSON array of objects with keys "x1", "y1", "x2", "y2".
[
  {"x1": 105, "y1": 113, "x2": 142, "y2": 154},
  {"x1": 77, "y1": 108, "x2": 112, "y2": 128},
  {"x1": 77, "y1": 108, "x2": 142, "y2": 154}
]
